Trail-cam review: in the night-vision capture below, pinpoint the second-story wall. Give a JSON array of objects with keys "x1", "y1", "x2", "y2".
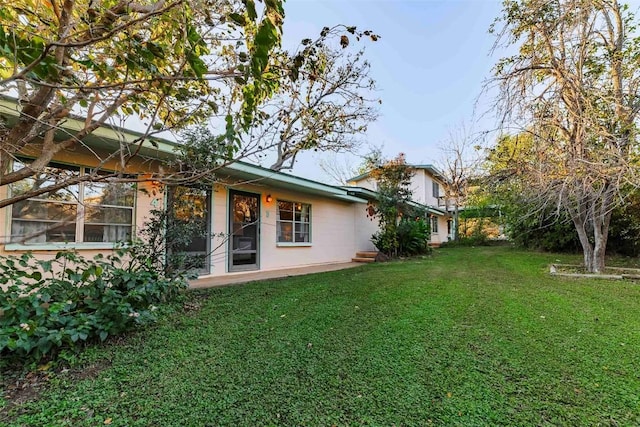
[
  {"x1": 410, "y1": 169, "x2": 443, "y2": 208},
  {"x1": 348, "y1": 167, "x2": 445, "y2": 210}
]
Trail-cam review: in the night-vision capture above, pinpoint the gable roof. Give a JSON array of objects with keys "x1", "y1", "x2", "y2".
[{"x1": 348, "y1": 164, "x2": 446, "y2": 183}]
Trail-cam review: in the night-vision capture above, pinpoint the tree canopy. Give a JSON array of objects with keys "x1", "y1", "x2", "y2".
[
  {"x1": 1, "y1": 0, "x2": 286, "y2": 193},
  {"x1": 491, "y1": 0, "x2": 640, "y2": 272},
  {"x1": 0, "y1": 0, "x2": 380, "y2": 211},
  {"x1": 253, "y1": 42, "x2": 379, "y2": 171}
]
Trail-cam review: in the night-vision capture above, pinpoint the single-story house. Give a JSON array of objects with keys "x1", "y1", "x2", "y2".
[{"x1": 0, "y1": 98, "x2": 449, "y2": 277}]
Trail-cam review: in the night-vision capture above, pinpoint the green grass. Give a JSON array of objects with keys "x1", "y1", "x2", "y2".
[{"x1": 2, "y1": 246, "x2": 640, "y2": 426}]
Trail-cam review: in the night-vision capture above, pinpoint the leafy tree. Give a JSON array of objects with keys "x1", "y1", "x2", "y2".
[
  {"x1": 367, "y1": 153, "x2": 429, "y2": 257},
  {"x1": 491, "y1": 0, "x2": 640, "y2": 272},
  {"x1": 0, "y1": 2, "x2": 380, "y2": 212},
  {"x1": 0, "y1": 0, "x2": 286, "y2": 206},
  {"x1": 248, "y1": 29, "x2": 379, "y2": 171},
  {"x1": 484, "y1": 133, "x2": 580, "y2": 251},
  {"x1": 485, "y1": 132, "x2": 640, "y2": 254},
  {"x1": 608, "y1": 187, "x2": 640, "y2": 256}
]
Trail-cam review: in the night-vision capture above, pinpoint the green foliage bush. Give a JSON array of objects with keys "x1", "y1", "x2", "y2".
[
  {"x1": 372, "y1": 218, "x2": 431, "y2": 257},
  {"x1": 371, "y1": 228, "x2": 396, "y2": 256},
  {"x1": 608, "y1": 189, "x2": 640, "y2": 256},
  {"x1": 508, "y1": 215, "x2": 581, "y2": 252},
  {"x1": 397, "y1": 218, "x2": 431, "y2": 256},
  {"x1": 0, "y1": 245, "x2": 189, "y2": 365},
  {"x1": 441, "y1": 235, "x2": 490, "y2": 248},
  {"x1": 495, "y1": 198, "x2": 640, "y2": 256}
]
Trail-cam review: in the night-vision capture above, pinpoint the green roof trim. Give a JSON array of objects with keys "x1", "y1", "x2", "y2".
[
  {"x1": 222, "y1": 162, "x2": 367, "y2": 203},
  {"x1": 0, "y1": 96, "x2": 368, "y2": 204},
  {"x1": 0, "y1": 95, "x2": 178, "y2": 159}
]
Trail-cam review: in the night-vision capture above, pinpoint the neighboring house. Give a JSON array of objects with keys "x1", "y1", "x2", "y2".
[
  {"x1": 0, "y1": 100, "x2": 381, "y2": 277},
  {"x1": 347, "y1": 165, "x2": 452, "y2": 245}
]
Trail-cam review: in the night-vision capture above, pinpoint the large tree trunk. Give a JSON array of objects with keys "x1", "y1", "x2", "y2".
[
  {"x1": 453, "y1": 204, "x2": 459, "y2": 241},
  {"x1": 573, "y1": 219, "x2": 596, "y2": 272},
  {"x1": 568, "y1": 190, "x2": 614, "y2": 273},
  {"x1": 590, "y1": 188, "x2": 614, "y2": 274}
]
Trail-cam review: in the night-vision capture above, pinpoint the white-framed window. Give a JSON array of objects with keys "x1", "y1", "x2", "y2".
[
  {"x1": 9, "y1": 159, "x2": 136, "y2": 245},
  {"x1": 276, "y1": 200, "x2": 311, "y2": 243},
  {"x1": 431, "y1": 216, "x2": 439, "y2": 234},
  {"x1": 432, "y1": 181, "x2": 440, "y2": 198}
]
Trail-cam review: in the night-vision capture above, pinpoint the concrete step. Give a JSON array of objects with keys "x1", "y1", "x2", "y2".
[
  {"x1": 352, "y1": 257, "x2": 376, "y2": 263},
  {"x1": 355, "y1": 251, "x2": 378, "y2": 258}
]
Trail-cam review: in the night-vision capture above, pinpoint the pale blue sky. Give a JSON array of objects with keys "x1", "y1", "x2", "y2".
[{"x1": 276, "y1": 0, "x2": 504, "y2": 182}]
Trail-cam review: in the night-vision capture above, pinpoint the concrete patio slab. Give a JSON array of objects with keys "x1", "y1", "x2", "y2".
[{"x1": 189, "y1": 262, "x2": 363, "y2": 289}]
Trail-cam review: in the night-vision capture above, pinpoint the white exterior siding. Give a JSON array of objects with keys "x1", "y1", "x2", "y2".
[
  {"x1": 429, "y1": 214, "x2": 449, "y2": 244},
  {"x1": 355, "y1": 205, "x2": 379, "y2": 252},
  {"x1": 409, "y1": 172, "x2": 427, "y2": 205},
  {"x1": 352, "y1": 177, "x2": 377, "y2": 192},
  {"x1": 421, "y1": 171, "x2": 442, "y2": 207},
  {"x1": 207, "y1": 184, "x2": 373, "y2": 277}
]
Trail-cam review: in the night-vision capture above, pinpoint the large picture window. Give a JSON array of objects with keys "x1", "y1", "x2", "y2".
[
  {"x1": 276, "y1": 200, "x2": 311, "y2": 243},
  {"x1": 9, "y1": 160, "x2": 135, "y2": 245}
]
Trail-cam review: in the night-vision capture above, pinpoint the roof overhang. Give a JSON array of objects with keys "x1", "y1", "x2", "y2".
[
  {"x1": 0, "y1": 96, "x2": 178, "y2": 160},
  {"x1": 341, "y1": 186, "x2": 447, "y2": 216},
  {"x1": 347, "y1": 164, "x2": 447, "y2": 184},
  {"x1": 0, "y1": 96, "x2": 368, "y2": 204},
  {"x1": 221, "y1": 162, "x2": 367, "y2": 203}
]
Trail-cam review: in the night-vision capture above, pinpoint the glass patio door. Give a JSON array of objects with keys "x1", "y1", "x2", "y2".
[
  {"x1": 167, "y1": 186, "x2": 211, "y2": 275},
  {"x1": 229, "y1": 190, "x2": 260, "y2": 271}
]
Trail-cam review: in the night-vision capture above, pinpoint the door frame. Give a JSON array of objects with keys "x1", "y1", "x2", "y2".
[{"x1": 228, "y1": 189, "x2": 261, "y2": 272}]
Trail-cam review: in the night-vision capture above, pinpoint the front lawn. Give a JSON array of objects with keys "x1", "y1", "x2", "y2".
[{"x1": 2, "y1": 246, "x2": 640, "y2": 426}]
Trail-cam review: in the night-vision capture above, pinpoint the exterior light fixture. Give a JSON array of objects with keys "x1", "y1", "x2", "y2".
[{"x1": 266, "y1": 194, "x2": 273, "y2": 203}]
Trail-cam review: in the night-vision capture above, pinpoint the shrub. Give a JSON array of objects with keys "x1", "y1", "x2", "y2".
[
  {"x1": 0, "y1": 244, "x2": 189, "y2": 365},
  {"x1": 372, "y1": 218, "x2": 431, "y2": 257},
  {"x1": 371, "y1": 228, "x2": 397, "y2": 256},
  {"x1": 441, "y1": 235, "x2": 490, "y2": 248},
  {"x1": 397, "y1": 218, "x2": 430, "y2": 256}
]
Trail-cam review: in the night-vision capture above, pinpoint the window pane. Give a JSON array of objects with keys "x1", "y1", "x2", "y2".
[
  {"x1": 295, "y1": 223, "x2": 310, "y2": 242},
  {"x1": 12, "y1": 200, "x2": 77, "y2": 221},
  {"x1": 278, "y1": 209, "x2": 293, "y2": 221},
  {"x1": 300, "y1": 205, "x2": 310, "y2": 222},
  {"x1": 277, "y1": 201, "x2": 293, "y2": 221},
  {"x1": 294, "y1": 205, "x2": 311, "y2": 222},
  {"x1": 84, "y1": 206, "x2": 133, "y2": 225},
  {"x1": 277, "y1": 201, "x2": 311, "y2": 243},
  {"x1": 11, "y1": 160, "x2": 79, "y2": 201},
  {"x1": 83, "y1": 224, "x2": 132, "y2": 243},
  {"x1": 278, "y1": 201, "x2": 293, "y2": 211},
  {"x1": 84, "y1": 181, "x2": 135, "y2": 207},
  {"x1": 277, "y1": 222, "x2": 293, "y2": 242},
  {"x1": 11, "y1": 220, "x2": 76, "y2": 243}
]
